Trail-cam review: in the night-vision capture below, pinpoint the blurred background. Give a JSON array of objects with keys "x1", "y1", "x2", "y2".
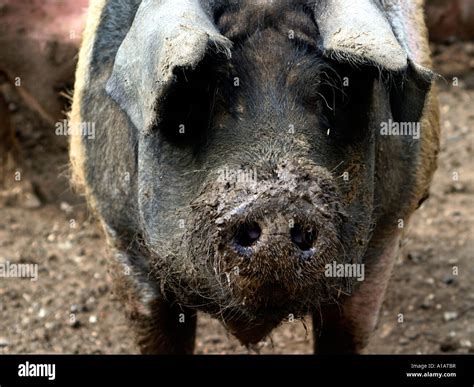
[{"x1": 0, "y1": 0, "x2": 472, "y2": 354}]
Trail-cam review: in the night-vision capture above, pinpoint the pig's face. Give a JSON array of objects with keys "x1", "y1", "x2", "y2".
[
  {"x1": 105, "y1": 0, "x2": 433, "y2": 342},
  {"x1": 136, "y1": 21, "x2": 377, "y2": 338}
]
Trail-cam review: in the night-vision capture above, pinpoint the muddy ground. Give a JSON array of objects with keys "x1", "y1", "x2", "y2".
[{"x1": 0, "y1": 42, "x2": 473, "y2": 354}]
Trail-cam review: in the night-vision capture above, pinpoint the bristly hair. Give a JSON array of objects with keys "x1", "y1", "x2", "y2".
[{"x1": 215, "y1": 0, "x2": 319, "y2": 48}]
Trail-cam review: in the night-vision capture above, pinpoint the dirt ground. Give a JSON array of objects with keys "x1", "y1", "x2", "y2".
[{"x1": 0, "y1": 42, "x2": 472, "y2": 355}]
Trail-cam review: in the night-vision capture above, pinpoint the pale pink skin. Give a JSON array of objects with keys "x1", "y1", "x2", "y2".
[
  {"x1": 0, "y1": 0, "x2": 88, "y2": 121},
  {"x1": 313, "y1": 234, "x2": 401, "y2": 353},
  {"x1": 341, "y1": 235, "x2": 401, "y2": 351}
]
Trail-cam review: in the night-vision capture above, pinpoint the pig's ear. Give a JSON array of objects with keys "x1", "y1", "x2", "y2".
[
  {"x1": 106, "y1": 0, "x2": 231, "y2": 133},
  {"x1": 313, "y1": 0, "x2": 435, "y2": 122},
  {"x1": 389, "y1": 61, "x2": 434, "y2": 125}
]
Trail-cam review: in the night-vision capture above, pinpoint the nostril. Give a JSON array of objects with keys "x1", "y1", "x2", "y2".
[
  {"x1": 291, "y1": 224, "x2": 316, "y2": 251},
  {"x1": 235, "y1": 222, "x2": 261, "y2": 247}
]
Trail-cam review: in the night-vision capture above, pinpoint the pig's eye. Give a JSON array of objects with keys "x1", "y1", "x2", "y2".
[
  {"x1": 157, "y1": 57, "x2": 220, "y2": 147},
  {"x1": 318, "y1": 64, "x2": 377, "y2": 144}
]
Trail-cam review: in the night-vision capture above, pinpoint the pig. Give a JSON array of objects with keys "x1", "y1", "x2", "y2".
[{"x1": 70, "y1": 0, "x2": 440, "y2": 354}]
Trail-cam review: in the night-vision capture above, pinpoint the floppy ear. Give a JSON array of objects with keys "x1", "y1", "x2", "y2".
[
  {"x1": 106, "y1": 0, "x2": 231, "y2": 134},
  {"x1": 312, "y1": 0, "x2": 435, "y2": 123},
  {"x1": 389, "y1": 61, "x2": 434, "y2": 125},
  {"x1": 381, "y1": 0, "x2": 436, "y2": 123}
]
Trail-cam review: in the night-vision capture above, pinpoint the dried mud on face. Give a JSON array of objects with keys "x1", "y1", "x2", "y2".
[{"x1": 0, "y1": 43, "x2": 472, "y2": 354}]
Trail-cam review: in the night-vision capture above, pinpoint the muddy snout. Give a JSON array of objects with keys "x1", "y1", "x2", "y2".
[
  {"x1": 230, "y1": 204, "x2": 319, "y2": 262},
  {"x1": 191, "y1": 162, "x2": 348, "y2": 313}
]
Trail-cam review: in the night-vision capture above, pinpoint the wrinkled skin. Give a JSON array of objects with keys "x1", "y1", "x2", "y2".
[{"x1": 70, "y1": 0, "x2": 440, "y2": 354}]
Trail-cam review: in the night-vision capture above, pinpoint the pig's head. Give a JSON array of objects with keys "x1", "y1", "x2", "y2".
[{"x1": 106, "y1": 0, "x2": 433, "y2": 343}]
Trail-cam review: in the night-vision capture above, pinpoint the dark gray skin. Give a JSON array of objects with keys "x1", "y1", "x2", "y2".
[{"x1": 71, "y1": 0, "x2": 438, "y2": 353}]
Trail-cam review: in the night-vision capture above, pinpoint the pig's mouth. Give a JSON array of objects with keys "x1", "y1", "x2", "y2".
[
  {"x1": 189, "y1": 164, "x2": 352, "y2": 322},
  {"x1": 148, "y1": 161, "x2": 369, "y2": 343},
  {"x1": 212, "y1": 279, "x2": 344, "y2": 346}
]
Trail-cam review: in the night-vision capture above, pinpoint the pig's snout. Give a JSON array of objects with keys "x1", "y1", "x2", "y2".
[
  {"x1": 290, "y1": 224, "x2": 317, "y2": 251},
  {"x1": 232, "y1": 212, "x2": 319, "y2": 260},
  {"x1": 234, "y1": 222, "x2": 262, "y2": 247},
  {"x1": 185, "y1": 161, "x2": 351, "y2": 321}
]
